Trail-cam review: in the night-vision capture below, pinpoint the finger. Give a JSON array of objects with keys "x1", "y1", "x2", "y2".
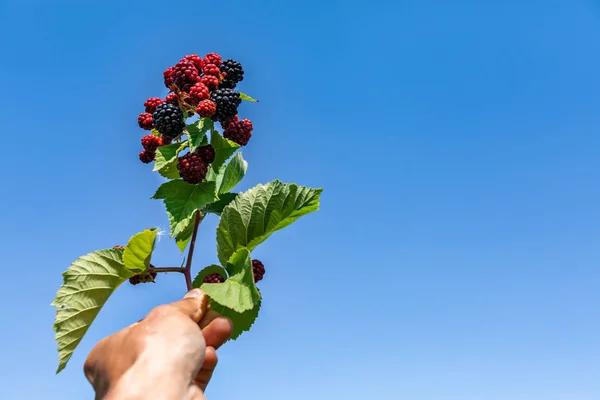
[
  {"x1": 169, "y1": 289, "x2": 209, "y2": 323},
  {"x1": 201, "y1": 317, "x2": 233, "y2": 350},
  {"x1": 194, "y1": 346, "x2": 218, "y2": 391},
  {"x1": 199, "y1": 310, "x2": 223, "y2": 329}
]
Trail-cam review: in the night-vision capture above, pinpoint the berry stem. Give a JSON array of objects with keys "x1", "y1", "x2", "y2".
[
  {"x1": 149, "y1": 266, "x2": 186, "y2": 274},
  {"x1": 184, "y1": 210, "x2": 204, "y2": 291}
]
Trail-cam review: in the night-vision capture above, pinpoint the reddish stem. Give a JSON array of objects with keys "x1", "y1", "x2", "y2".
[
  {"x1": 184, "y1": 211, "x2": 204, "y2": 291},
  {"x1": 149, "y1": 266, "x2": 185, "y2": 274}
]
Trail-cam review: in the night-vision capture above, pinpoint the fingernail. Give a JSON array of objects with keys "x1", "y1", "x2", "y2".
[{"x1": 184, "y1": 288, "x2": 203, "y2": 299}]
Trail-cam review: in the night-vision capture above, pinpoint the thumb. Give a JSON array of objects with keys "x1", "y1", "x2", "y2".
[{"x1": 170, "y1": 289, "x2": 209, "y2": 323}]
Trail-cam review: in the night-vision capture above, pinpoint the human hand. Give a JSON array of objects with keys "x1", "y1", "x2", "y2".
[{"x1": 84, "y1": 289, "x2": 233, "y2": 400}]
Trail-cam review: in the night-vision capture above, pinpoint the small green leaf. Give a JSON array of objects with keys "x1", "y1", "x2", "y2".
[
  {"x1": 239, "y1": 92, "x2": 259, "y2": 102},
  {"x1": 152, "y1": 180, "x2": 217, "y2": 237},
  {"x1": 122, "y1": 228, "x2": 157, "y2": 273},
  {"x1": 204, "y1": 193, "x2": 238, "y2": 215},
  {"x1": 187, "y1": 118, "x2": 213, "y2": 151},
  {"x1": 210, "y1": 298, "x2": 261, "y2": 340},
  {"x1": 205, "y1": 165, "x2": 226, "y2": 195},
  {"x1": 175, "y1": 216, "x2": 195, "y2": 252},
  {"x1": 154, "y1": 142, "x2": 187, "y2": 179},
  {"x1": 219, "y1": 153, "x2": 247, "y2": 194},
  {"x1": 216, "y1": 180, "x2": 322, "y2": 265},
  {"x1": 192, "y1": 265, "x2": 228, "y2": 288},
  {"x1": 52, "y1": 248, "x2": 135, "y2": 373},
  {"x1": 201, "y1": 248, "x2": 259, "y2": 312},
  {"x1": 211, "y1": 129, "x2": 240, "y2": 170}
]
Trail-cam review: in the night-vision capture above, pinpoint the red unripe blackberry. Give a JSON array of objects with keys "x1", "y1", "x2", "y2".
[
  {"x1": 113, "y1": 245, "x2": 124, "y2": 249},
  {"x1": 152, "y1": 103, "x2": 185, "y2": 140},
  {"x1": 189, "y1": 82, "x2": 210, "y2": 102},
  {"x1": 203, "y1": 53, "x2": 222, "y2": 67},
  {"x1": 139, "y1": 150, "x2": 155, "y2": 164},
  {"x1": 137, "y1": 113, "x2": 153, "y2": 130},
  {"x1": 196, "y1": 144, "x2": 215, "y2": 164},
  {"x1": 144, "y1": 97, "x2": 164, "y2": 114},
  {"x1": 141, "y1": 134, "x2": 163, "y2": 152},
  {"x1": 203, "y1": 273, "x2": 225, "y2": 284},
  {"x1": 223, "y1": 118, "x2": 253, "y2": 146},
  {"x1": 196, "y1": 99, "x2": 216, "y2": 118},
  {"x1": 163, "y1": 66, "x2": 175, "y2": 88},
  {"x1": 165, "y1": 93, "x2": 179, "y2": 104},
  {"x1": 183, "y1": 54, "x2": 203, "y2": 71},
  {"x1": 129, "y1": 271, "x2": 157, "y2": 285},
  {"x1": 201, "y1": 75, "x2": 219, "y2": 91},
  {"x1": 210, "y1": 88, "x2": 242, "y2": 122},
  {"x1": 173, "y1": 58, "x2": 199, "y2": 91},
  {"x1": 203, "y1": 63, "x2": 220, "y2": 77},
  {"x1": 177, "y1": 151, "x2": 208, "y2": 184},
  {"x1": 221, "y1": 115, "x2": 239, "y2": 130},
  {"x1": 252, "y1": 259, "x2": 265, "y2": 282},
  {"x1": 219, "y1": 59, "x2": 244, "y2": 89}
]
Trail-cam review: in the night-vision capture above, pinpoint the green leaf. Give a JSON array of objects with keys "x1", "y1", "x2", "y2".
[
  {"x1": 187, "y1": 118, "x2": 213, "y2": 151},
  {"x1": 153, "y1": 142, "x2": 187, "y2": 179},
  {"x1": 201, "y1": 248, "x2": 259, "y2": 312},
  {"x1": 192, "y1": 265, "x2": 228, "y2": 288},
  {"x1": 205, "y1": 165, "x2": 226, "y2": 195},
  {"x1": 122, "y1": 228, "x2": 157, "y2": 273},
  {"x1": 175, "y1": 216, "x2": 195, "y2": 252},
  {"x1": 204, "y1": 193, "x2": 238, "y2": 215},
  {"x1": 210, "y1": 298, "x2": 261, "y2": 340},
  {"x1": 219, "y1": 153, "x2": 247, "y2": 194},
  {"x1": 239, "y1": 92, "x2": 259, "y2": 102},
  {"x1": 210, "y1": 129, "x2": 240, "y2": 170},
  {"x1": 152, "y1": 180, "x2": 217, "y2": 237},
  {"x1": 216, "y1": 180, "x2": 322, "y2": 265},
  {"x1": 52, "y1": 248, "x2": 135, "y2": 373}
]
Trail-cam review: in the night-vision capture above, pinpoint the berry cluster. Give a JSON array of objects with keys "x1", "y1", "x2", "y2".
[
  {"x1": 202, "y1": 259, "x2": 266, "y2": 285},
  {"x1": 136, "y1": 52, "x2": 253, "y2": 176},
  {"x1": 129, "y1": 271, "x2": 158, "y2": 285},
  {"x1": 203, "y1": 273, "x2": 225, "y2": 284},
  {"x1": 139, "y1": 134, "x2": 164, "y2": 164},
  {"x1": 176, "y1": 145, "x2": 214, "y2": 184}
]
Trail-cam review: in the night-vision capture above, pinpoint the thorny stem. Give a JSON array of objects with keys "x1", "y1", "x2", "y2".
[{"x1": 184, "y1": 210, "x2": 204, "y2": 291}]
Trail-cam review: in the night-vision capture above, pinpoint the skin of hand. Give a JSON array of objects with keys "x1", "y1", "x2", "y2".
[{"x1": 83, "y1": 289, "x2": 233, "y2": 400}]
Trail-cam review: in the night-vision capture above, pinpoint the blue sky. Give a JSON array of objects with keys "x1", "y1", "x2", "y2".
[{"x1": 1, "y1": 0, "x2": 600, "y2": 398}]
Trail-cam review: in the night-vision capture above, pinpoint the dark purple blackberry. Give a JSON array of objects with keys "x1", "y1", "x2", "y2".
[
  {"x1": 219, "y1": 59, "x2": 244, "y2": 89},
  {"x1": 172, "y1": 58, "x2": 199, "y2": 91},
  {"x1": 177, "y1": 151, "x2": 208, "y2": 184},
  {"x1": 210, "y1": 88, "x2": 241, "y2": 122},
  {"x1": 203, "y1": 273, "x2": 225, "y2": 284},
  {"x1": 129, "y1": 271, "x2": 157, "y2": 285},
  {"x1": 196, "y1": 144, "x2": 215, "y2": 164},
  {"x1": 223, "y1": 118, "x2": 253, "y2": 146},
  {"x1": 252, "y1": 259, "x2": 265, "y2": 283},
  {"x1": 152, "y1": 103, "x2": 185, "y2": 140}
]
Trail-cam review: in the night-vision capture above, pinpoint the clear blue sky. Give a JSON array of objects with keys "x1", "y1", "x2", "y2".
[{"x1": 1, "y1": 0, "x2": 600, "y2": 398}]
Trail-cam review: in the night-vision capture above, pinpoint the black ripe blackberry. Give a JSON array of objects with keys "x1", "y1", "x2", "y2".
[
  {"x1": 203, "y1": 273, "x2": 225, "y2": 284},
  {"x1": 177, "y1": 151, "x2": 208, "y2": 184},
  {"x1": 196, "y1": 144, "x2": 215, "y2": 164},
  {"x1": 252, "y1": 259, "x2": 265, "y2": 282},
  {"x1": 219, "y1": 59, "x2": 244, "y2": 89},
  {"x1": 210, "y1": 88, "x2": 241, "y2": 122},
  {"x1": 152, "y1": 103, "x2": 185, "y2": 140},
  {"x1": 129, "y1": 271, "x2": 157, "y2": 285}
]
